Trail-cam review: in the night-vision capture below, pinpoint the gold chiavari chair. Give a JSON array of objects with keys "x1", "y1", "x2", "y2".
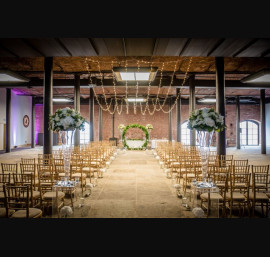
[
  {"x1": 13, "y1": 173, "x2": 41, "y2": 208},
  {"x1": 200, "y1": 172, "x2": 229, "y2": 218},
  {"x1": 38, "y1": 165, "x2": 65, "y2": 217},
  {"x1": 20, "y1": 163, "x2": 38, "y2": 188},
  {"x1": 3, "y1": 184, "x2": 42, "y2": 218},
  {"x1": 70, "y1": 158, "x2": 86, "y2": 193},
  {"x1": 0, "y1": 173, "x2": 10, "y2": 207},
  {"x1": 226, "y1": 172, "x2": 251, "y2": 217},
  {"x1": 0, "y1": 174, "x2": 14, "y2": 218},
  {"x1": 249, "y1": 173, "x2": 269, "y2": 217}
]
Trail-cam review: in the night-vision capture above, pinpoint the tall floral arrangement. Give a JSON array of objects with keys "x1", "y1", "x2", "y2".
[
  {"x1": 146, "y1": 124, "x2": 153, "y2": 130},
  {"x1": 118, "y1": 124, "x2": 126, "y2": 130},
  {"x1": 49, "y1": 107, "x2": 86, "y2": 131},
  {"x1": 187, "y1": 107, "x2": 226, "y2": 132}
]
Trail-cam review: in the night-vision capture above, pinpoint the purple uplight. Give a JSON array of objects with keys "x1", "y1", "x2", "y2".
[
  {"x1": 11, "y1": 88, "x2": 26, "y2": 95},
  {"x1": 35, "y1": 104, "x2": 43, "y2": 144}
]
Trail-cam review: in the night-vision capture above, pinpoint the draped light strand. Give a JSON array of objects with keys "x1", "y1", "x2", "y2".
[
  {"x1": 158, "y1": 56, "x2": 193, "y2": 113},
  {"x1": 84, "y1": 57, "x2": 114, "y2": 113},
  {"x1": 84, "y1": 56, "x2": 193, "y2": 115}
]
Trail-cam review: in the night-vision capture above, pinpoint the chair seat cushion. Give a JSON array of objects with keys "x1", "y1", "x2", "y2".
[
  {"x1": 246, "y1": 192, "x2": 269, "y2": 200},
  {"x1": 226, "y1": 192, "x2": 245, "y2": 200},
  {"x1": 43, "y1": 191, "x2": 65, "y2": 199},
  {"x1": 32, "y1": 191, "x2": 40, "y2": 199},
  {"x1": 0, "y1": 208, "x2": 15, "y2": 218},
  {"x1": 200, "y1": 192, "x2": 223, "y2": 200},
  {"x1": 216, "y1": 182, "x2": 225, "y2": 188},
  {"x1": 11, "y1": 208, "x2": 42, "y2": 218},
  {"x1": 72, "y1": 173, "x2": 87, "y2": 178}
]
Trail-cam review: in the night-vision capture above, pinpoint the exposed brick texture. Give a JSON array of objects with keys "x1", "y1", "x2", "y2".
[{"x1": 35, "y1": 103, "x2": 261, "y2": 146}]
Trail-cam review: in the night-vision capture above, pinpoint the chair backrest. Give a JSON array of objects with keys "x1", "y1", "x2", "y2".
[
  {"x1": 20, "y1": 163, "x2": 36, "y2": 175},
  {"x1": 251, "y1": 165, "x2": 269, "y2": 175},
  {"x1": 1, "y1": 163, "x2": 18, "y2": 174},
  {"x1": 212, "y1": 172, "x2": 229, "y2": 195},
  {"x1": 38, "y1": 154, "x2": 53, "y2": 165},
  {"x1": 0, "y1": 173, "x2": 11, "y2": 196},
  {"x1": 53, "y1": 158, "x2": 64, "y2": 166},
  {"x1": 233, "y1": 159, "x2": 248, "y2": 166},
  {"x1": 21, "y1": 158, "x2": 35, "y2": 165},
  {"x1": 252, "y1": 173, "x2": 268, "y2": 192},
  {"x1": 230, "y1": 171, "x2": 251, "y2": 190},
  {"x1": 232, "y1": 165, "x2": 250, "y2": 174},
  {"x1": 3, "y1": 184, "x2": 30, "y2": 218}
]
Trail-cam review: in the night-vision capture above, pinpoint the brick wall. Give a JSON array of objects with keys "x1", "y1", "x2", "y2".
[{"x1": 35, "y1": 103, "x2": 261, "y2": 146}]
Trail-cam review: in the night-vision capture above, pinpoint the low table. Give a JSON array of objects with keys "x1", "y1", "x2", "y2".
[{"x1": 126, "y1": 140, "x2": 145, "y2": 149}]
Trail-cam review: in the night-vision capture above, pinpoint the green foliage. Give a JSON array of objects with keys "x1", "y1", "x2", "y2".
[{"x1": 122, "y1": 124, "x2": 149, "y2": 150}]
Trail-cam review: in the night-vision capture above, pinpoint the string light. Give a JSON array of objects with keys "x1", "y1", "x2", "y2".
[{"x1": 83, "y1": 57, "x2": 193, "y2": 115}]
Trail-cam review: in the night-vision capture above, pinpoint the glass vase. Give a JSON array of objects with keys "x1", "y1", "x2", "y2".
[
  {"x1": 196, "y1": 130, "x2": 214, "y2": 182},
  {"x1": 60, "y1": 130, "x2": 74, "y2": 181}
]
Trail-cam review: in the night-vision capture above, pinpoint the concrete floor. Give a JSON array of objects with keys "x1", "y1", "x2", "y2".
[{"x1": 0, "y1": 146, "x2": 269, "y2": 218}]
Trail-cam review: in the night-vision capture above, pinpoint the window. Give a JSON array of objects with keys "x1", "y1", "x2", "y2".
[
  {"x1": 181, "y1": 121, "x2": 191, "y2": 145},
  {"x1": 240, "y1": 120, "x2": 259, "y2": 146},
  {"x1": 80, "y1": 122, "x2": 90, "y2": 144},
  {"x1": 65, "y1": 122, "x2": 90, "y2": 145}
]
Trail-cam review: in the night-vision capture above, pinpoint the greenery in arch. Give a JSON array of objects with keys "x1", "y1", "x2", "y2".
[{"x1": 122, "y1": 124, "x2": 149, "y2": 150}]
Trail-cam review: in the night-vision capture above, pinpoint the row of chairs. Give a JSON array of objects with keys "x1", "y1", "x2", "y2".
[
  {"x1": 0, "y1": 141, "x2": 118, "y2": 218},
  {"x1": 154, "y1": 141, "x2": 270, "y2": 218}
]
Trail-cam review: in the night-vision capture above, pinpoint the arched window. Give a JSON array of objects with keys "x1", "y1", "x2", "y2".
[
  {"x1": 240, "y1": 120, "x2": 259, "y2": 146},
  {"x1": 181, "y1": 121, "x2": 190, "y2": 145}
]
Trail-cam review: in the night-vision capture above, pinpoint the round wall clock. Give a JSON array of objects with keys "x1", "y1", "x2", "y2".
[{"x1": 23, "y1": 115, "x2": 30, "y2": 128}]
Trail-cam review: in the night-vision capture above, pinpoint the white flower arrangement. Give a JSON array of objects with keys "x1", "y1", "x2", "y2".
[
  {"x1": 192, "y1": 207, "x2": 205, "y2": 218},
  {"x1": 118, "y1": 124, "x2": 126, "y2": 130},
  {"x1": 187, "y1": 107, "x2": 226, "y2": 132},
  {"x1": 146, "y1": 124, "x2": 153, "y2": 130},
  {"x1": 60, "y1": 206, "x2": 73, "y2": 218},
  {"x1": 49, "y1": 107, "x2": 86, "y2": 132}
]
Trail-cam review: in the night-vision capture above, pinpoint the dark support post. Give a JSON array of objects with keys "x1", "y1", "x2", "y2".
[
  {"x1": 216, "y1": 57, "x2": 226, "y2": 155},
  {"x1": 189, "y1": 74, "x2": 196, "y2": 146},
  {"x1": 89, "y1": 88, "x2": 94, "y2": 142},
  {"x1": 31, "y1": 96, "x2": 35, "y2": 148},
  {"x1": 98, "y1": 105, "x2": 103, "y2": 141},
  {"x1": 74, "y1": 74, "x2": 80, "y2": 146},
  {"x1": 236, "y1": 96, "x2": 240, "y2": 149},
  {"x1": 260, "y1": 89, "x2": 266, "y2": 154},
  {"x1": 176, "y1": 88, "x2": 181, "y2": 142},
  {"x1": 168, "y1": 97, "x2": 172, "y2": 141},
  {"x1": 43, "y1": 57, "x2": 53, "y2": 154},
  {"x1": 6, "y1": 88, "x2": 11, "y2": 153}
]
